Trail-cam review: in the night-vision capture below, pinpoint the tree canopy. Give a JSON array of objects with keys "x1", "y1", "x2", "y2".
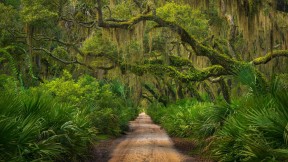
[{"x1": 1, "y1": 0, "x2": 288, "y2": 103}]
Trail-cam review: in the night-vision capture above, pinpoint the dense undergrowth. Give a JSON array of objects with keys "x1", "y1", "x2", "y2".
[
  {"x1": 0, "y1": 71, "x2": 138, "y2": 161},
  {"x1": 148, "y1": 75, "x2": 288, "y2": 161}
]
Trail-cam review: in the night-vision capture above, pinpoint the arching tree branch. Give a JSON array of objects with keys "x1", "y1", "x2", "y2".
[
  {"x1": 252, "y1": 50, "x2": 288, "y2": 65},
  {"x1": 33, "y1": 48, "x2": 78, "y2": 64},
  {"x1": 33, "y1": 36, "x2": 85, "y2": 56},
  {"x1": 33, "y1": 48, "x2": 115, "y2": 70},
  {"x1": 121, "y1": 63, "x2": 228, "y2": 83}
]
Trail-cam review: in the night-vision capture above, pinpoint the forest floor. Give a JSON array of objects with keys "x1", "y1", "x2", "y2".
[{"x1": 89, "y1": 113, "x2": 211, "y2": 162}]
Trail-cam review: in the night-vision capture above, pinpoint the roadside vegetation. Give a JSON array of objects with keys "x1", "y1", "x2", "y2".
[
  {"x1": 148, "y1": 73, "x2": 288, "y2": 161},
  {"x1": 0, "y1": 71, "x2": 138, "y2": 161}
]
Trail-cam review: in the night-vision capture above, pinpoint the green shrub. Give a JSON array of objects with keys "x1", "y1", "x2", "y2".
[
  {"x1": 0, "y1": 72, "x2": 138, "y2": 161},
  {"x1": 148, "y1": 75, "x2": 288, "y2": 161},
  {"x1": 148, "y1": 99, "x2": 216, "y2": 138},
  {"x1": 212, "y1": 90, "x2": 288, "y2": 161},
  {"x1": 0, "y1": 92, "x2": 97, "y2": 161}
]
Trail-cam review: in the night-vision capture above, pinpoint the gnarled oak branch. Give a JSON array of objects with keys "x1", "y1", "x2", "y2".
[
  {"x1": 252, "y1": 50, "x2": 288, "y2": 65},
  {"x1": 121, "y1": 63, "x2": 228, "y2": 83},
  {"x1": 33, "y1": 48, "x2": 115, "y2": 70}
]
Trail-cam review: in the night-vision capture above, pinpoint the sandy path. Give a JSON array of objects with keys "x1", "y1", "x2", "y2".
[{"x1": 108, "y1": 112, "x2": 194, "y2": 162}]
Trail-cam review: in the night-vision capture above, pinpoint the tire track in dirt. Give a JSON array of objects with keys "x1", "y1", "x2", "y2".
[{"x1": 108, "y1": 112, "x2": 196, "y2": 162}]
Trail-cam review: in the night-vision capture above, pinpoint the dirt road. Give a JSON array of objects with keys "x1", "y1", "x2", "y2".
[{"x1": 108, "y1": 112, "x2": 195, "y2": 162}]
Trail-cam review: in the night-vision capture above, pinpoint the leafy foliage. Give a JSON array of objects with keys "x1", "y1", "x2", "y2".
[
  {"x1": 0, "y1": 72, "x2": 138, "y2": 161},
  {"x1": 0, "y1": 3, "x2": 20, "y2": 46},
  {"x1": 157, "y1": 2, "x2": 209, "y2": 39},
  {"x1": 0, "y1": 92, "x2": 96, "y2": 161},
  {"x1": 148, "y1": 75, "x2": 288, "y2": 161},
  {"x1": 81, "y1": 32, "x2": 117, "y2": 55},
  {"x1": 20, "y1": 0, "x2": 58, "y2": 24},
  {"x1": 212, "y1": 88, "x2": 288, "y2": 161},
  {"x1": 148, "y1": 99, "x2": 214, "y2": 137}
]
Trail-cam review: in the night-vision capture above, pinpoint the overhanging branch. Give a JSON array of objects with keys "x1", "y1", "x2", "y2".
[
  {"x1": 33, "y1": 36, "x2": 85, "y2": 56},
  {"x1": 34, "y1": 48, "x2": 117, "y2": 70},
  {"x1": 122, "y1": 63, "x2": 228, "y2": 83},
  {"x1": 33, "y1": 48, "x2": 95, "y2": 70},
  {"x1": 252, "y1": 50, "x2": 288, "y2": 65}
]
